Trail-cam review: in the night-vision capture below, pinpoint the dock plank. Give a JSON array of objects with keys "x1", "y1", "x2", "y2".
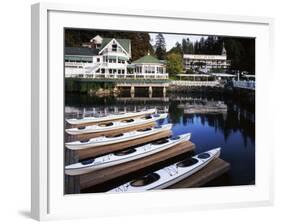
[
  {"x1": 80, "y1": 141, "x2": 195, "y2": 189},
  {"x1": 167, "y1": 158, "x2": 230, "y2": 189},
  {"x1": 75, "y1": 130, "x2": 172, "y2": 160}
]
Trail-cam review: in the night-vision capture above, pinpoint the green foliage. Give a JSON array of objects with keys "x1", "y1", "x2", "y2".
[
  {"x1": 65, "y1": 28, "x2": 255, "y2": 75},
  {"x1": 168, "y1": 42, "x2": 183, "y2": 55},
  {"x1": 154, "y1": 33, "x2": 166, "y2": 60},
  {"x1": 166, "y1": 53, "x2": 184, "y2": 77},
  {"x1": 64, "y1": 29, "x2": 154, "y2": 61},
  {"x1": 192, "y1": 36, "x2": 255, "y2": 74},
  {"x1": 181, "y1": 38, "x2": 194, "y2": 54},
  {"x1": 223, "y1": 38, "x2": 255, "y2": 74}
]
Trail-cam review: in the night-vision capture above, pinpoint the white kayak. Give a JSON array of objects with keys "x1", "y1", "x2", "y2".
[
  {"x1": 65, "y1": 113, "x2": 168, "y2": 135},
  {"x1": 66, "y1": 108, "x2": 157, "y2": 125},
  {"x1": 108, "y1": 148, "x2": 221, "y2": 193},
  {"x1": 65, "y1": 124, "x2": 173, "y2": 150},
  {"x1": 65, "y1": 133, "x2": 191, "y2": 176}
]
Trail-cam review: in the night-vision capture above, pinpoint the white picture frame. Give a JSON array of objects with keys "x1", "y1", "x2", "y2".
[{"x1": 31, "y1": 2, "x2": 274, "y2": 221}]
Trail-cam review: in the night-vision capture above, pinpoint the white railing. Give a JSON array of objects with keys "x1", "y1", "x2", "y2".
[
  {"x1": 233, "y1": 80, "x2": 255, "y2": 90},
  {"x1": 70, "y1": 73, "x2": 169, "y2": 80},
  {"x1": 171, "y1": 80, "x2": 220, "y2": 87},
  {"x1": 134, "y1": 73, "x2": 169, "y2": 79}
]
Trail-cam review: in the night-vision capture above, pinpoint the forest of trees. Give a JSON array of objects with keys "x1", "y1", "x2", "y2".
[
  {"x1": 167, "y1": 36, "x2": 255, "y2": 74},
  {"x1": 65, "y1": 29, "x2": 255, "y2": 74},
  {"x1": 65, "y1": 29, "x2": 154, "y2": 61}
]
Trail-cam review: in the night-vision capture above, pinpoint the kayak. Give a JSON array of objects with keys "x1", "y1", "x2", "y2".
[
  {"x1": 66, "y1": 133, "x2": 190, "y2": 175},
  {"x1": 65, "y1": 133, "x2": 191, "y2": 176},
  {"x1": 65, "y1": 113, "x2": 168, "y2": 135},
  {"x1": 108, "y1": 148, "x2": 221, "y2": 193},
  {"x1": 66, "y1": 108, "x2": 157, "y2": 125},
  {"x1": 65, "y1": 124, "x2": 173, "y2": 150}
]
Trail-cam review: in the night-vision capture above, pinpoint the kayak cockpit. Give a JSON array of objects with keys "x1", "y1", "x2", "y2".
[
  {"x1": 197, "y1": 153, "x2": 211, "y2": 159},
  {"x1": 138, "y1": 128, "x2": 152, "y2": 132},
  {"x1": 80, "y1": 158, "x2": 95, "y2": 165},
  {"x1": 171, "y1": 136, "x2": 180, "y2": 140},
  {"x1": 121, "y1": 119, "x2": 134, "y2": 123},
  {"x1": 114, "y1": 148, "x2": 137, "y2": 156},
  {"x1": 130, "y1": 173, "x2": 160, "y2": 187},
  {"x1": 144, "y1": 115, "x2": 153, "y2": 119},
  {"x1": 151, "y1": 138, "x2": 169, "y2": 145},
  {"x1": 108, "y1": 133, "x2": 124, "y2": 138},
  {"x1": 78, "y1": 126, "x2": 86, "y2": 130},
  {"x1": 80, "y1": 139, "x2": 90, "y2": 143},
  {"x1": 176, "y1": 158, "x2": 199, "y2": 167},
  {"x1": 98, "y1": 122, "x2": 114, "y2": 127}
]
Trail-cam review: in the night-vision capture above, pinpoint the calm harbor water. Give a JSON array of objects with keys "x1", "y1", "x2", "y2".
[{"x1": 65, "y1": 90, "x2": 255, "y2": 191}]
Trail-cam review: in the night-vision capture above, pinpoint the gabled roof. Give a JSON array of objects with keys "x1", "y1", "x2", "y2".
[
  {"x1": 65, "y1": 47, "x2": 99, "y2": 56},
  {"x1": 90, "y1": 35, "x2": 103, "y2": 43},
  {"x1": 132, "y1": 55, "x2": 162, "y2": 64},
  {"x1": 100, "y1": 38, "x2": 131, "y2": 54}
]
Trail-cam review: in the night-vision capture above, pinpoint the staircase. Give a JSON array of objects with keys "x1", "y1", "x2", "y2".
[{"x1": 84, "y1": 63, "x2": 101, "y2": 74}]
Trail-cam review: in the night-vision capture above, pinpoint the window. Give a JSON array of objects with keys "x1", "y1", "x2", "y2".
[
  {"x1": 112, "y1": 44, "x2": 117, "y2": 52},
  {"x1": 97, "y1": 58, "x2": 100, "y2": 62},
  {"x1": 109, "y1": 58, "x2": 116, "y2": 63}
]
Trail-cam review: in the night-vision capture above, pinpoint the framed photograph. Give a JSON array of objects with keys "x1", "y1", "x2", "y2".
[{"x1": 31, "y1": 2, "x2": 274, "y2": 221}]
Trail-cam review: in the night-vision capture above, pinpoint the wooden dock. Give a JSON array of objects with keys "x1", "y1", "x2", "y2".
[
  {"x1": 71, "y1": 130, "x2": 172, "y2": 160},
  {"x1": 64, "y1": 113, "x2": 231, "y2": 193},
  {"x1": 167, "y1": 158, "x2": 230, "y2": 189},
  {"x1": 80, "y1": 140, "x2": 195, "y2": 190}
]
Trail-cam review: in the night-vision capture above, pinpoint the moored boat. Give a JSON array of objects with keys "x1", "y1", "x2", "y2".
[
  {"x1": 66, "y1": 108, "x2": 157, "y2": 125},
  {"x1": 65, "y1": 124, "x2": 173, "y2": 150},
  {"x1": 65, "y1": 133, "x2": 191, "y2": 176},
  {"x1": 108, "y1": 148, "x2": 221, "y2": 193},
  {"x1": 65, "y1": 113, "x2": 168, "y2": 135}
]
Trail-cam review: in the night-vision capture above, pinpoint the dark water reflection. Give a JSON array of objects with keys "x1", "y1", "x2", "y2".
[{"x1": 65, "y1": 91, "x2": 255, "y2": 187}]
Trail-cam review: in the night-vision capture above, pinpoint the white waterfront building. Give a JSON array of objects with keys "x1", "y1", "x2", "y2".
[
  {"x1": 183, "y1": 43, "x2": 231, "y2": 73},
  {"x1": 130, "y1": 53, "x2": 168, "y2": 79},
  {"x1": 65, "y1": 35, "x2": 168, "y2": 79}
]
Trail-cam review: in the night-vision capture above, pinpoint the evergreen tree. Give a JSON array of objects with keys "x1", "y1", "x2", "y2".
[
  {"x1": 199, "y1": 37, "x2": 205, "y2": 54},
  {"x1": 154, "y1": 33, "x2": 167, "y2": 60},
  {"x1": 168, "y1": 42, "x2": 183, "y2": 55},
  {"x1": 186, "y1": 38, "x2": 194, "y2": 54},
  {"x1": 182, "y1": 38, "x2": 188, "y2": 54},
  {"x1": 194, "y1": 40, "x2": 200, "y2": 54}
]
